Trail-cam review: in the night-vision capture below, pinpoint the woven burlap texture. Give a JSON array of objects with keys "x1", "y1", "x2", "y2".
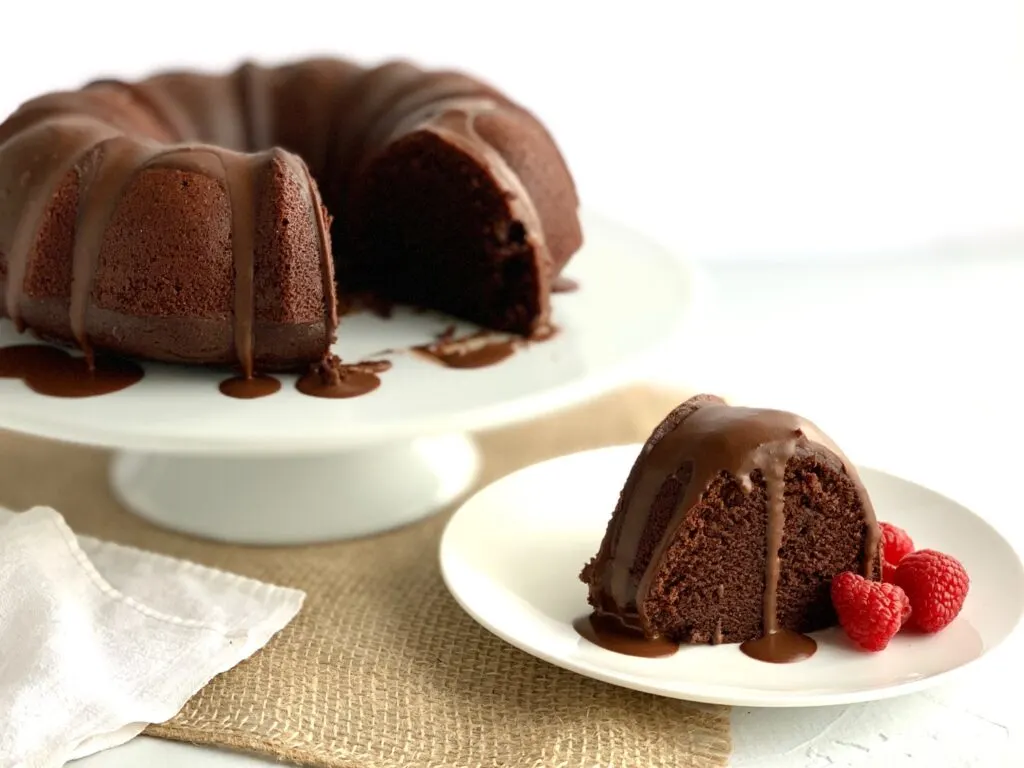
[{"x1": 0, "y1": 386, "x2": 730, "y2": 768}]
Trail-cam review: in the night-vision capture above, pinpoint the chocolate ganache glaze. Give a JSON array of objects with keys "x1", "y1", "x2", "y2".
[{"x1": 579, "y1": 394, "x2": 880, "y2": 663}]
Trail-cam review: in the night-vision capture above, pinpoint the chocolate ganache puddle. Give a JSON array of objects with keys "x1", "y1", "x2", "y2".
[
  {"x1": 296, "y1": 355, "x2": 391, "y2": 399},
  {"x1": 0, "y1": 340, "x2": 390, "y2": 401},
  {"x1": 0, "y1": 343, "x2": 143, "y2": 397},
  {"x1": 218, "y1": 356, "x2": 392, "y2": 400},
  {"x1": 573, "y1": 607, "x2": 816, "y2": 663},
  {"x1": 739, "y1": 628, "x2": 817, "y2": 663},
  {"x1": 409, "y1": 323, "x2": 559, "y2": 369},
  {"x1": 574, "y1": 612, "x2": 678, "y2": 658},
  {"x1": 413, "y1": 327, "x2": 517, "y2": 369},
  {"x1": 2, "y1": 280, "x2": 561, "y2": 399},
  {"x1": 218, "y1": 373, "x2": 282, "y2": 399}
]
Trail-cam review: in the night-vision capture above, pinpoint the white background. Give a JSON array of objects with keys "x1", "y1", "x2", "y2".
[{"x1": 2, "y1": 0, "x2": 1023, "y2": 263}]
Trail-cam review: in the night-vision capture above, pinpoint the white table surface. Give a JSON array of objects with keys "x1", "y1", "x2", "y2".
[{"x1": 76, "y1": 246, "x2": 1024, "y2": 767}]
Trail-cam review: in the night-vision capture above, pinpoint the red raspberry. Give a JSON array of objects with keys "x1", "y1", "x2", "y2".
[
  {"x1": 893, "y1": 549, "x2": 970, "y2": 633},
  {"x1": 882, "y1": 558, "x2": 899, "y2": 584},
  {"x1": 831, "y1": 571, "x2": 912, "y2": 651},
  {"x1": 879, "y1": 521, "x2": 914, "y2": 564}
]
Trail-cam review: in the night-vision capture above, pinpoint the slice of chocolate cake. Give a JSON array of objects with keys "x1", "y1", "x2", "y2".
[{"x1": 579, "y1": 394, "x2": 881, "y2": 663}]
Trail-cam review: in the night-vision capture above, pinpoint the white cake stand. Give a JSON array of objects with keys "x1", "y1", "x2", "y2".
[{"x1": 0, "y1": 211, "x2": 700, "y2": 544}]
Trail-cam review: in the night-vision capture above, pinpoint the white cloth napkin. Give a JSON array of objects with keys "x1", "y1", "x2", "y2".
[{"x1": 0, "y1": 506, "x2": 305, "y2": 768}]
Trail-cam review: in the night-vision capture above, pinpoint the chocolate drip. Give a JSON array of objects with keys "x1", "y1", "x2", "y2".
[
  {"x1": 739, "y1": 438, "x2": 798, "y2": 643},
  {"x1": 592, "y1": 397, "x2": 879, "y2": 659},
  {"x1": 71, "y1": 136, "x2": 159, "y2": 367},
  {"x1": 3, "y1": 121, "x2": 118, "y2": 332},
  {"x1": 65, "y1": 137, "x2": 271, "y2": 380},
  {"x1": 219, "y1": 152, "x2": 259, "y2": 379}
]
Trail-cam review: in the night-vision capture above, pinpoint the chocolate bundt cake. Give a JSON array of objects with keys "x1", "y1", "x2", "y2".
[
  {"x1": 0, "y1": 59, "x2": 581, "y2": 374},
  {"x1": 580, "y1": 394, "x2": 881, "y2": 657}
]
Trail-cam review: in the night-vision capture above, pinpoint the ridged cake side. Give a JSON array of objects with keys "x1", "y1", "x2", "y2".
[{"x1": 0, "y1": 81, "x2": 334, "y2": 373}]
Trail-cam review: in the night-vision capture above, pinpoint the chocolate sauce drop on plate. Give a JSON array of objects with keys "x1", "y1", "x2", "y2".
[
  {"x1": 219, "y1": 374, "x2": 282, "y2": 399},
  {"x1": 296, "y1": 356, "x2": 391, "y2": 399},
  {"x1": 0, "y1": 343, "x2": 143, "y2": 397},
  {"x1": 573, "y1": 612, "x2": 679, "y2": 658},
  {"x1": 739, "y1": 629, "x2": 817, "y2": 664}
]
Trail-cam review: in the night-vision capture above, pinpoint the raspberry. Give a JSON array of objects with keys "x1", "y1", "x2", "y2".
[
  {"x1": 882, "y1": 558, "x2": 899, "y2": 584},
  {"x1": 831, "y1": 571, "x2": 912, "y2": 651},
  {"x1": 893, "y1": 549, "x2": 970, "y2": 633},
  {"x1": 879, "y1": 521, "x2": 914, "y2": 565}
]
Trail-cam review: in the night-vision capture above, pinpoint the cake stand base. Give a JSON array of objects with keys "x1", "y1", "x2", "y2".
[{"x1": 109, "y1": 434, "x2": 482, "y2": 545}]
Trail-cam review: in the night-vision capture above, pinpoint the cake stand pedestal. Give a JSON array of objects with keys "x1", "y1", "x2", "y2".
[
  {"x1": 110, "y1": 434, "x2": 481, "y2": 545},
  {"x1": 0, "y1": 211, "x2": 701, "y2": 545}
]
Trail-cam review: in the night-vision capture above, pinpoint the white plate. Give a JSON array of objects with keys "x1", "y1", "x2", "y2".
[
  {"x1": 440, "y1": 444, "x2": 1024, "y2": 708},
  {"x1": 0, "y1": 210, "x2": 701, "y2": 454}
]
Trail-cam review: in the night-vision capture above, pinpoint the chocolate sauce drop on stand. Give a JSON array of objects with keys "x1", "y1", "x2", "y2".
[
  {"x1": 219, "y1": 374, "x2": 282, "y2": 399},
  {"x1": 412, "y1": 336, "x2": 517, "y2": 369},
  {"x1": 410, "y1": 321, "x2": 560, "y2": 369},
  {"x1": 296, "y1": 356, "x2": 391, "y2": 399},
  {"x1": 0, "y1": 344, "x2": 143, "y2": 398}
]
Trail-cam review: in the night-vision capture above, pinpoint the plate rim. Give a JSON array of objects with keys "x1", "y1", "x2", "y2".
[{"x1": 439, "y1": 443, "x2": 1024, "y2": 708}]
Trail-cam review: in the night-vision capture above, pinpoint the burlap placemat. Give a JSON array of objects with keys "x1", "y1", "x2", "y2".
[{"x1": 0, "y1": 386, "x2": 731, "y2": 768}]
